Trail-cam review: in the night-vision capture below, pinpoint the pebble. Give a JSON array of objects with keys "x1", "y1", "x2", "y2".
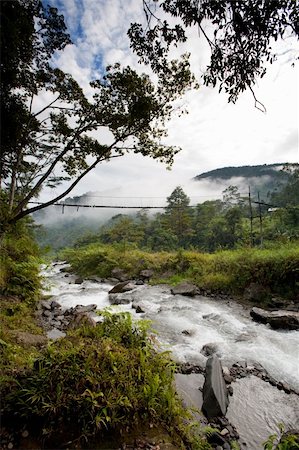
[
  {"x1": 22, "y1": 430, "x2": 29, "y2": 438},
  {"x1": 8, "y1": 444, "x2": 13, "y2": 449}
]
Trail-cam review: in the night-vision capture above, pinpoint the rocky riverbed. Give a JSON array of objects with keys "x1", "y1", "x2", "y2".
[{"x1": 38, "y1": 262, "x2": 299, "y2": 449}]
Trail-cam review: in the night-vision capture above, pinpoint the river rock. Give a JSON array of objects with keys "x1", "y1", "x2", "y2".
[
  {"x1": 202, "y1": 355, "x2": 229, "y2": 418},
  {"x1": 68, "y1": 312, "x2": 97, "y2": 329},
  {"x1": 109, "y1": 293, "x2": 132, "y2": 305},
  {"x1": 139, "y1": 269, "x2": 154, "y2": 281},
  {"x1": 41, "y1": 300, "x2": 51, "y2": 310},
  {"x1": 134, "y1": 305, "x2": 145, "y2": 313},
  {"x1": 250, "y1": 307, "x2": 299, "y2": 330},
  {"x1": 200, "y1": 342, "x2": 219, "y2": 357},
  {"x1": 109, "y1": 281, "x2": 135, "y2": 294},
  {"x1": 74, "y1": 277, "x2": 84, "y2": 284},
  {"x1": 73, "y1": 304, "x2": 97, "y2": 314},
  {"x1": 47, "y1": 328, "x2": 66, "y2": 339},
  {"x1": 171, "y1": 282, "x2": 198, "y2": 297},
  {"x1": 111, "y1": 268, "x2": 129, "y2": 281},
  {"x1": 51, "y1": 300, "x2": 61, "y2": 309}
]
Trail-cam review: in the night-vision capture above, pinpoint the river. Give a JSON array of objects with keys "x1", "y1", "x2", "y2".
[{"x1": 42, "y1": 262, "x2": 299, "y2": 449}]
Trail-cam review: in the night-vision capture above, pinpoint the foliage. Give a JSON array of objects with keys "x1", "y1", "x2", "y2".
[
  {"x1": 271, "y1": 168, "x2": 299, "y2": 207},
  {"x1": 263, "y1": 423, "x2": 299, "y2": 450},
  {"x1": 61, "y1": 242, "x2": 299, "y2": 300},
  {"x1": 0, "y1": 0, "x2": 196, "y2": 229},
  {"x1": 0, "y1": 218, "x2": 42, "y2": 301},
  {"x1": 165, "y1": 186, "x2": 193, "y2": 247},
  {"x1": 3, "y1": 313, "x2": 208, "y2": 447},
  {"x1": 129, "y1": 1, "x2": 299, "y2": 107},
  {"x1": 0, "y1": 295, "x2": 44, "y2": 392},
  {"x1": 37, "y1": 173, "x2": 299, "y2": 255}
]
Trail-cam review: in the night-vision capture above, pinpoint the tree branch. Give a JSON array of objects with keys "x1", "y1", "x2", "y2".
[
  {"x1": 33, "y1": 95, "x2": 61, "y2": 117},
  {"x1": 11, "y1": 120, "x2": 88, "y2": 216},
  {"x1": 10, "y1": 153, "x2": 123, "y2": 222}
]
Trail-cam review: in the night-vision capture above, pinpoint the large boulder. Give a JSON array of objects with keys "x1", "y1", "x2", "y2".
[
  {"x1": 109, "y1": 281, "x2": 135, "y2": 294},
  {"x1": 202, "y1": 355, "x2": 229, "y2": 418},
  {"x1": 73, "y1": 304, "x2": 97, "y2": 314},
  {"x1": 200, "y1": 342, "x2": 219, "y2": 357},
  {"x1": 171, "y1": 282, "x2": 198, "y2": 297},
  {"x1": 68, "y1": 312, "x2": 97, "y2": 329},
  {"x1": 139, "y1": 269, "x2": 154, "y2": 281},
  {"x1": 109, "y1": 294, "x2": 132, "y2": 305},
  {"x1": 111, "y1": 268, "x2": 129, "y2": 281},
  {"x1": 250, "y1": 307, "x2": 299, "y2": 330}
]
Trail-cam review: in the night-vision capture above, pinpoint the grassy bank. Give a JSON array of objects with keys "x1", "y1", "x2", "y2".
[
  {"x1": 1, "y1": 311, "x2": 212, "y2": 449},
  {"x1": 60, "y1": 243, "x2": 299, "y2": 300}
]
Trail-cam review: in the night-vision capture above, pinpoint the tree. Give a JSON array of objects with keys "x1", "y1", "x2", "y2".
[
  {"x1": 100, "y1": 216, "x2": 145, "y2": 246},
  {"x1": 0, "y1": 0, "x2": 196, "y2": 232},
  {"x1": 129, "y1": 0, "x2": 299, "y2": 109},
  {"x1": 165, "y1": 186, "x2": 193, "y2": 247}
]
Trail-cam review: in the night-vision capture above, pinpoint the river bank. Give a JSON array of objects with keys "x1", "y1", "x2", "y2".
[
  {"x1": 1, "y1": 261, "x2": 299, "y2": 449},
  {"x1": 40, "y1": 262, "x2": 299, "y2": 449}
]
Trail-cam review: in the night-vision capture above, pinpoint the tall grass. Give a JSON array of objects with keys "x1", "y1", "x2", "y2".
[{"x1": 61, "y1": 243, "x2": 299, "y2": 299}]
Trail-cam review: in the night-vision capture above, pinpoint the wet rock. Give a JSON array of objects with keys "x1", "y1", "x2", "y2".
[
  {"x1": 56, "y1": 315, "x2": 65, "y2": 321},
  {"x1": 43, "y1": 310, "x2": 52, "y2": 318},
  {"x1": 73, "y1": 304, "x2": 97, "y2": 314},
  {"x1": 224, "y1": 374, "x2": 233, "y2": 384},
  {"x1": 111, "y1": 268, "x2": 129, "y2": 282},
  {"x1": 109, "y1": 281, "x2": 135, "y2": 294},
  {"x1": 177, "y1": 362, "x2": 205, "y2": 375},
  {"x1": 136, "y1": 280, "x2": 144, "y2": 285},
  {"x1": 182, "y1": 329, "x2": 195, "y2": 336},
  {"x1": 103, "y1": 277, "x2": 119, "y2": 284},
  {"x1": 202, "y1": 355, "x2": 229, "y2": 418},
  {"x1": 74, "y1": 277, "x2": 84, "y2": 284},
  {"x1": 200, "y1": 342, "x2": 219, "y2": 357},
  {"x1": 47, "y1": 328, "x2": 66, "y2": 339},
  {"x1": 222, "y1": 366, "x2": 230, "y2": 377},
  {"x1": 68, "y1": 312, "x2": 96, "y2": 329},
  {"x1": 250, "y1": 307, "x2": 299, "y2": 330},
  {"x1": 220, "y1": 428, "x2": 229, "y2": 436},
  {"x1": 171, "y1": 282, "x2": 198, "y2": 297},
  {"x1": 282, "y1": 382, "x2": 291, "y2": 394},
  {"x1": 109, "y1": 293, "x2": 132, "y2": 305},
  {"x1": 87, "y1": 276, "x2": 102, "y2": 282},
  {"x1": 41, "y1": 300, "x2": 51, "y2": 310},
  {"x1": 139, "y1": 269, "x2": 154, "y2": 281},
  {"x1": 135, "y1": 305, "x2": 145, "y2": 313},
  {"x1": 207, "y1": 432, "x2": 226, "y2": 446},
  {"x1": 51, "y1": 300, "x2": 61, "y2": 309},
  {"x1": 227, "y1": 386, "x2": 234, "y2": 396}
]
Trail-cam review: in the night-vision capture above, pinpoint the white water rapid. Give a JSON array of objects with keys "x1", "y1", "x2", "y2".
[{"x1": 42, "y1": 262, "x2": 299, "y2": 449}]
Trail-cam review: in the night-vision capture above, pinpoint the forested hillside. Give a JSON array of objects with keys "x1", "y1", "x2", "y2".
[
  {"x1": 35, "y1": 170, "x2": 299, "y2": 252},
  {"x1": 194, "y1": 163, "x2": 298, "y2": 198}
]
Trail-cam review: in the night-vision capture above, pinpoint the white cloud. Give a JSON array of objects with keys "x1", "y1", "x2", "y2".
[{"x1": 41, "y1": 0, "x2": 298, "y2": 207}]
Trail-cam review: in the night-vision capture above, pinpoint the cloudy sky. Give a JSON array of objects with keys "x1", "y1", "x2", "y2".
[{"x1": 42, "y1": 0, "x2": 298, "y2": 206}]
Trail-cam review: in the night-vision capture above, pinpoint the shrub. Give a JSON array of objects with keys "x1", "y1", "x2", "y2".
[{"x1": 5, "y1": 313, "x2": 183, "y2": 444}]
